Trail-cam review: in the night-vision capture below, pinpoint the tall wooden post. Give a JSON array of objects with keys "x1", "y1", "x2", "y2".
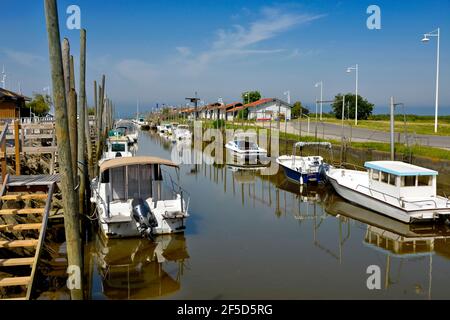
[
  {"x1": 96, "y1": 76, "x2": 105, "y2": 168},
  {"x1": 84, "y1": 100, "x2": 93, "y2": 179},
  {"x1": 44, "y1": 0, "x2": 83, "y2": 300},
  {"x1": 63, "y1": 42, "x2": 78, "y2": 181},
  {"x1": 14, "y1": 120, "x2": 20, "y2": 175},
  {"x1": 62, "y1": 38, "x2": 71, "y2": 102},
  {"x1": 77, "y1": 28, "x2": 87, "y2": 215}
]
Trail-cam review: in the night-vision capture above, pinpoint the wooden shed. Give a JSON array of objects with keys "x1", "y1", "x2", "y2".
[{"x1": 0, "y1": 88, "x2": 31, "y2": 119}]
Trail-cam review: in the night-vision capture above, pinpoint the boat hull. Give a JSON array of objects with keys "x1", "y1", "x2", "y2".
[
  {"x1": 326, "y1": 175, "x2": 450, "y2": 223},
  {"x1": 281, "y1": 165, "x2": 321, "y2": 185}
]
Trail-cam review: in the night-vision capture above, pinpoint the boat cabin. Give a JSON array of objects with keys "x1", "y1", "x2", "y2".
[
  {"x1": 365, "y1": 161, "x2": 438, "y2": 199},
  {"x1": 106, "y1": 136, "x2": 130, "y2": 157},
  {"x1": 98, "y1": 157, "x2": 179, "y2": 205}
]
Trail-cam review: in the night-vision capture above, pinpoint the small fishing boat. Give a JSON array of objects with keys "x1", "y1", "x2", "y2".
[
  {"x1": 225, "y1": 133, "x2": 267, "y2": 164},
  {"x1": 173, "y1": 124, "x2": 191, "y2": 141},
  {"x1": 326, "y1": 161, "x2": 450, "y2": 224},
  {"x1": 276, "y1": 142, "x2": 332, "y2": 185},
  {"x1": 91, "y1": 156, "x2": 190, "y2": 239}
]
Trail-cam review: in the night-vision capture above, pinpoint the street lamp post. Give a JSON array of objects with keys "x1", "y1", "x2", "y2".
[
  {"x1": 421, "y1": 28, "x2": 440, "y2": 133},
  {"x1": 315, "y1": 82, "x2": 323, "y2": 121},
  {"x1": 346, "y1": 64, "x2": 359, "y2": 126}
]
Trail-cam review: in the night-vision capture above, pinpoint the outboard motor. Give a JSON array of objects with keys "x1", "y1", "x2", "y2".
[{"x1": 132, "y1": 198, "x2": 158, "y2": 240}]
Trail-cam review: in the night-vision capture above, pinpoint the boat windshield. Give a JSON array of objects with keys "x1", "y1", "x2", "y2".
[
  {"x1": 236, "y1": 140, "x2": 258, "y2": 150},
  {"x1": 111, "y1": 143, "x2": 126, "y2": 152}
]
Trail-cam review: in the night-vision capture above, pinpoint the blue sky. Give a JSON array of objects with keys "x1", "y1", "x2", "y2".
[{"x1": 1, "y1": 0, "x2": 450, "y2": 116}]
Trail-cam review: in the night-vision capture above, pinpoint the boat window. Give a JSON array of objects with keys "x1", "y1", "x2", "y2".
[
  {"x1": 127, "y1": 164, "x2": 152, "y2": 200},
  {"x1": 388, "y1": 174, "x2": 397, "y2": 186},
  {"x1": 418, "y1": 175, "x2": 432, "y2": 187},
  {"x1": 111, "y1": 166, "x2": 126, "y2": 200},
  {"x1": 371, "y1": 169, "x2": 380, "y2": 181},
  {"x1": 401, "y1": 176, "x2": 416, "y2": 187},
  {"x1": 381, "y1": 172, "x2": 389, "y2": 184},
  {"x1": 111, "y1": 143, "x2": 126, "y2": 152}
]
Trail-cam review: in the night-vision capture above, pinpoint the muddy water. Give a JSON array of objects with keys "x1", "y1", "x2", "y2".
[{"x1": 85, "y1": 131, "x2": 450, "y2": 300}]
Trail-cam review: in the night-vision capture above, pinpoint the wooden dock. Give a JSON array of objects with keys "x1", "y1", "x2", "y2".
[{"x1": 0, "y1": 174, "x2": 59, "y2": 300}]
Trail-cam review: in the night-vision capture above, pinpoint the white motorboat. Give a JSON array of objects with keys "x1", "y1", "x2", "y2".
[
  {"x1": 99, "y1": 134, "x2": 135, "y2": 166},
  {"x1": 276, "y1": 142, "x2": 332, "y2": 185},
  {"x1": 134, "y1": 117, "x2": 150, "y2": 130},
  {"x1": 91, "y1": 156, "x2": 190, "y2": 239},
  {"x1": 174, "y1": 124, "x2": 191, "y2": 141},
  {"x1": 225, "y1": 133, "x2": 267, "y2": 164},
  {"x1": 116, "y1": 121, "x2": 139, "y2": 144},
  {"x1": 326, "y1": 161, "x2": 450, "y2": 224}
]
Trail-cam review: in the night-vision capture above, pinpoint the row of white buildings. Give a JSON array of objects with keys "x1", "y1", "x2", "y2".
[{"x1": 178, "y1": 98, "x2": 293, "y2": 121}]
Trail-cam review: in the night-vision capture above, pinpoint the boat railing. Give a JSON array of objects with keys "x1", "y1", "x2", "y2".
[
  {"x1": 355, "y1": 184, "x2": 401, "y2": 206},
  {"x1": 161, "y1": 168, "x2": 190, "y2": 213},
  {"x1": 355, "y1": 184, "x2": 440, "y2": 209},
  {"x1": 339, "y1": 162, "x2": 366, "y2": 171}
]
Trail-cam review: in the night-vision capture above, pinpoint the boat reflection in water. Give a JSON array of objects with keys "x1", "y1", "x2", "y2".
[
  {"x1": 325, "y1": 193, "x2": 450, "y2": 299},
  {"x1": 91, "y1": 234, "x2": 189, "y2": 300}
]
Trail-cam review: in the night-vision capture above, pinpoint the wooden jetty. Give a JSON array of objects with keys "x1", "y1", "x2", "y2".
[{"x1": 0, "y1": 174, "x2": 59, "y2": 300}]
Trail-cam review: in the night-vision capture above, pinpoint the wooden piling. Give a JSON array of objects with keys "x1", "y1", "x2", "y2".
[
  {"x1": 44, "y1": 0, "x2": 83, "y2": 300},
  {"x1": 77, "y1": 28, "x2": 87, "y2": 216},
  {"x1": 84, "y1": 100, "x2": 93, "y2": 180},
  {"x1": 95, "y1": 76, "x2": 105, "y2": 171},
  {"x1": 62, "y1": 38, "x2": 71, "y2": 102},
  {"x1": 14, "y1": 120, "x2": 20, "y2": 175}
]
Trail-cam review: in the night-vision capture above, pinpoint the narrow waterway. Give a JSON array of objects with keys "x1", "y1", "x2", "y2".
[{"x1": 86, "y1": 131, "x2": 450, "y2": 300}]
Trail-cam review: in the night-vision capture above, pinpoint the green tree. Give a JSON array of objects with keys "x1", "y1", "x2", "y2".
[
  {"x1": 26, "y1": 93, "x2": 51, "y2": 116},
  {"x1": 237, "y1": 108, "x2": 249, "y2": 120},
  {"x1": 291, "y1": 101, "x2": 310, "y2": 119},
  {"x1": 242, "y1": 91, "x2": 261, "y2": 104},
  {"x1": 88, "y1": 107, "x2": 96, "y2": 116},
  {"x1": 331, "y1": 93, "x2": 374, "y2": 120}
]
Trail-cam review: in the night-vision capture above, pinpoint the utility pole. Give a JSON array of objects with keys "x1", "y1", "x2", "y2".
[{"x1": 44, "y1": 0, "x2": 83, "y2": 300}]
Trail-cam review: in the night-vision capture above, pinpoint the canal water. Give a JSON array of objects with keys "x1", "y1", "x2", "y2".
[{"x1": 85, "y1": 131, "x2": 450, "y2": 300}]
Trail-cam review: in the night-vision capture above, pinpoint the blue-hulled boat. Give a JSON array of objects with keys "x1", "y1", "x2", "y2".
[{"x1": 276, "y1": 142, "x2": 333, "y2": 185}]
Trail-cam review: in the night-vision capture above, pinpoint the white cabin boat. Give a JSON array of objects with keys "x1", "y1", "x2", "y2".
[
  {"x1": 225, "y1": 133, "x2": 267, "y2": 164},
  {"x1": 174, "y1": 124, "x2": 191, "y2": 141},
  {"x1": 91, "y1": 156, "x2": 189, "y2": 239},
  {"x1": 99, "y1": 135, "x2": 135, "y2": 166},
  {"x1": 326, "y1": 161, "x2": 450, "y2": 223},
  {"x1": 276, "y1": 142, "x2": 332, "y2": 185}
]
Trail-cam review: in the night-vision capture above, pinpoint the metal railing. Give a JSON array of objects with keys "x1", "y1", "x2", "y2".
[{"x1": 355, "y1": 183, "x2": 440, "y2": 209}]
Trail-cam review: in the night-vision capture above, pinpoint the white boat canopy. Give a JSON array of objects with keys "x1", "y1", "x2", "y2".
[
  {"x1": 99, "y1": 156, "x2": 179, "y2": 173},
  {"x1": 365, "y1": 161, "x2": 438, "y2": 177},
  {"x1": 294, "y1": 142, "x2": 332, "y2": 149}
]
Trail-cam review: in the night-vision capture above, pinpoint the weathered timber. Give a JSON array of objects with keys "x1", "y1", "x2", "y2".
[{"x1": 44, "y1": 0, "x2": 83, "y2": 300}]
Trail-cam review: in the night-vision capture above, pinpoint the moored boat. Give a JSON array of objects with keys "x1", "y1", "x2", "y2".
[
  {"x1": 326, "y1": 161, "x2": 450, "y2": 224},
  {"x1": 276, "y1": 142, "x2": 332, "y2": 185},
  {"x1": 91, "y1": 156, "x2": 190, "y2": 239}
]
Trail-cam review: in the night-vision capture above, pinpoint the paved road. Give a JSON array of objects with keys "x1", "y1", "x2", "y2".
[{"x1": 258, "y1": 120, "x2": 450, "y2": 149}]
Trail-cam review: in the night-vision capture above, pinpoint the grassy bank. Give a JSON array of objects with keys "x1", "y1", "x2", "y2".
[
  {"x1": 310, "y1": 115, "x2": 450, "y2": 136},
  {"x1": 200, "y1": 120, "x2": 450, "y2": 160}
]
